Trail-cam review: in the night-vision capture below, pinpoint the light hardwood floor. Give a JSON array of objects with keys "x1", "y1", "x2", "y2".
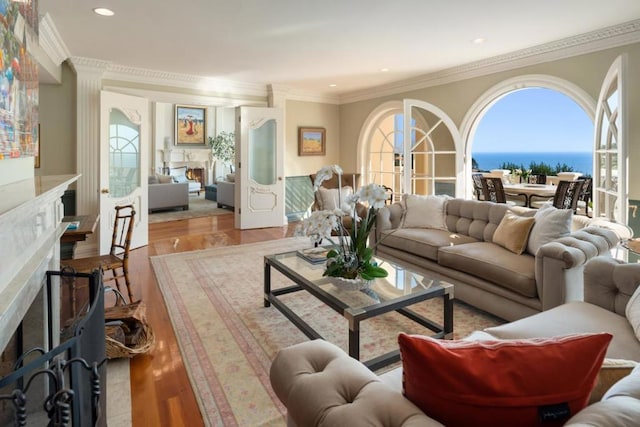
[{"x1": 127, "y1": 213, "x2": 296, "y2": 426}]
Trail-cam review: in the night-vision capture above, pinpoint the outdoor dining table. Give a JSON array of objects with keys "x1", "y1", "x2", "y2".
[{"x1": 504, "y1": 183, "x2": 557, "y2": 208}]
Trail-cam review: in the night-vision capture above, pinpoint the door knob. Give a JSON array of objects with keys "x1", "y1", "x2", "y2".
[{"x1": 101, "y1": 188, "x2": 110, "y2": 194}]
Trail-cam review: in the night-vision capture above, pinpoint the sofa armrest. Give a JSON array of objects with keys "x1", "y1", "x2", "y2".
[
  {"x1": 372, "y1": 203, "x2": 403, "y2": 248},
  {"x1": 535, "y1": 226, "x2": 619, "y2": 310},
  {"x1": 270, "y1": 339, "x2": 440, "y2": 427},
  {"x1": 376, "y1": 203, "x2": 404, "y2": 231},
  {"x1": 584, "y1": 256, "x2": 640, "y2": 316}
]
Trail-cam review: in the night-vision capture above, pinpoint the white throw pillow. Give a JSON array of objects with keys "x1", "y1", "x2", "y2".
[
  {"x1": 402, "y1": 194, "x2": 449, "y2": 230},
  {"x1": 626, "y1": 285, "x2": 640, "y2": 341},
  {"x1": 526, "y1": 203, "x2": 572, "y2": 255},
  {"x1": 317, "y1": 186, "x2": 353, "y2": 211},
  {"x1": 158, "y1": 174, "x2": 173, "y2": 184}
]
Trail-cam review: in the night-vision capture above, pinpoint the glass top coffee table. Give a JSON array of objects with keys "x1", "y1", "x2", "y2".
[{"x1": 264, "y1": 250, "x2": 454, "y2": 370}]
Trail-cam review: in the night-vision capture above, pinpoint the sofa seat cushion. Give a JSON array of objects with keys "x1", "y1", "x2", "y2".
[
  {"x1": 380, "y1": 228, "x2": 478, "y2": 262},
  {"x1": 484, "y1": 301, "x2": 640, "y2": 361},
  {"x1": 438, "y1": 242, "x2": 536, "y2": 298}
]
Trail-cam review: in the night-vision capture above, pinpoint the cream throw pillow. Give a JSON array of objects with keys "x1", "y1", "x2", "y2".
[
  {"x1": 526, "y1": 203, "x2": 572, "y2": 256},
  {"x1": 493, "y1": 211, "x2": 535, "y2": 255},
  {"x1": 317, "y1": 186, "x2": 353, "y2": 211},
  {"x1": 402, "y1": 194, "x2": 449, "y2": 230},
  {"x1": 625, "y1": 284, "x2": 640, "y2": 342}
]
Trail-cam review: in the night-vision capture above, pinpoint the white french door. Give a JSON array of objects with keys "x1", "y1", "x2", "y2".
[
  {"x1": 99, "y1": 91, "x2": 149, "y2": 253},
  {"x1": 235, "y1": 106, "x2": 285, "y2": 229},
  {"x1": 402, "y1": 99, "x2": 463, "y2": 197},
  {"x1": 593, "y1": 55, "x2": 627, "y2": 223}
]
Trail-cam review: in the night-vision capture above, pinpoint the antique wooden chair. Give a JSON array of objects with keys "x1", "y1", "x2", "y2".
[
  {"x1": 309, "y1": 173, "x2": 367, "y2": 235},
  {"x1": 62, "y1": 205, "x2": 137, "y2": 304}
]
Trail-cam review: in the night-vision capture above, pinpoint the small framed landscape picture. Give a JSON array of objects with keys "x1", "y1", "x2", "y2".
[
  {"x1": 175, "y1": 105, "x2": 207, "y2": 145},
  {"x1": 298, "y1": 127, "x2": 326, "y2": 156}
]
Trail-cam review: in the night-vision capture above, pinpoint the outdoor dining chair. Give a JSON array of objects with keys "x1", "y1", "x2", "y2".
[
  {"x1": 553, "y1": 180, "x2": 584, "y2": 213},
  {"x1": 472, "y1": 173, "x2": 485, "y2": 200}
]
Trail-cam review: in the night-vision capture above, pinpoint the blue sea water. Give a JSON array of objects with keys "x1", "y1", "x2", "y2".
[{"x1": 472, "y1": 152, "x2": 593, "y2": 176}]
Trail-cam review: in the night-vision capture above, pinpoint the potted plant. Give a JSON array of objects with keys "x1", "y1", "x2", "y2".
[{"x1": 208, "y1": 131, "x2": 235, "y2": 173}]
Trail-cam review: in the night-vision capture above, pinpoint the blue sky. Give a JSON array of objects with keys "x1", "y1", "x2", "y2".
[{"x1": 473, "y1": 88, "x2": 593, "y2": 153}]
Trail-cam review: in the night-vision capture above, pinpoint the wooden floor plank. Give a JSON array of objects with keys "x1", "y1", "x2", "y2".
[{"x1": 128, "y1": 213, "x2": 296, "y2": 426}]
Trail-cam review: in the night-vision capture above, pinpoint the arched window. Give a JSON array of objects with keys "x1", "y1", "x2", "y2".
[{"x1": 359, "y1": 100, "x2": 462, "y2": 201}]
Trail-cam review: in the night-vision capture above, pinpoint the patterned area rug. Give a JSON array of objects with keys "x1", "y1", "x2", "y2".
[
  {"x1": 148, "y1": 194, "x2": 231, "y2": 224},
  {"x1": 150, "y1": 238, "x2": 504, "y2": 426}
]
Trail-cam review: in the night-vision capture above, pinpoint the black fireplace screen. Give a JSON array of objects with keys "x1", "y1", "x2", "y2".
[{"x1": 0, "y1": 269, "x2": 106, "y2": 427}]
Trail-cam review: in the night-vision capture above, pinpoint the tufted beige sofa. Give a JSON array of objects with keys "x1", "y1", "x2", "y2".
[
  {"x1": 270, "y1": 257, "x2": 640, "y2": 427},
  {"x1": 372, "y1": 199, "x2": 622, "y2": 321}
]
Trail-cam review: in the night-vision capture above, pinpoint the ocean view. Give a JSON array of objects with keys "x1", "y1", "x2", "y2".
[{"x1": 473, "y1": 151, "x2": 593, "y2": 176}]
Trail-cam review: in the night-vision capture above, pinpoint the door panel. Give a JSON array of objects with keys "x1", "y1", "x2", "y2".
[
  {"x1": 235, "y1": 106, "x2": 285, "y2": 229},
  {"x1": 100, "y1": 91, "x2": 149, "y2": 253}
]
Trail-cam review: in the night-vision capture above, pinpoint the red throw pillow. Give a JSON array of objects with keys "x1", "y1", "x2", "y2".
[{"x1": 398, "y1": 332, "x2": 612, "y2": 427}]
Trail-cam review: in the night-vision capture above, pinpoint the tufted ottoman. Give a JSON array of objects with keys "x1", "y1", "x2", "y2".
[{"x1": 204, "y1": 184, "x2": 217, "y2": 201}]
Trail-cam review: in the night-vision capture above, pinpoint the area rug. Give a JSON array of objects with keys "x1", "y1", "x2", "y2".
[
  {"x1": 148, "y1": 195, "x2": 231, "y2": 223},
  {"x1": 150, "y1": 238, "x2": 504, "y2": 426}
]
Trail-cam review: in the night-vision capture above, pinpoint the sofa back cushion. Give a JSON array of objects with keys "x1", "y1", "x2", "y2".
[
  {"x1": 399, "y1": 332, "x2": 612, "y2": 427},
  {"x1": 444, "y1": 199, "x2": 533, "y2": 243}
]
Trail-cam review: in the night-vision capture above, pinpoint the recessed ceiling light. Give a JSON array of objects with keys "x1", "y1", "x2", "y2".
[
  {"x1": 329, "y1": 84, "x2": 337, "y2": 87},
  {"x1": 472, "y1": 37, "x2": 486, "y2": 44},
  {"x1": 93, "y1": 7, "x2": 115, "y2": 16},
  {"x1": 380, "y1": 68, "x2": 390, "y2": 72}
]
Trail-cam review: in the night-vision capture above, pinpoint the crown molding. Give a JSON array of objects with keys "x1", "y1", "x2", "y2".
[
  {"x1": 68, "y1": 56, "x2": 110, "y2": 78},
  {"x1": 102, "y1": 63, "x2": 269, "y2": 99},
  {"x1": 339, "y1": 19, "x2": 640, "y2": 104},
  {"x1": 285, "y1": 89, "x2": 341, "y2": 105},
  {"x1": 38, "y1": 13, "x2": 70, "y2": 66}
]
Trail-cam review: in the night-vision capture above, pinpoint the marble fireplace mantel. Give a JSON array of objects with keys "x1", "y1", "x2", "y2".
[{"x1": 0, "y1": 174, "x2": 79, "y2": 353}]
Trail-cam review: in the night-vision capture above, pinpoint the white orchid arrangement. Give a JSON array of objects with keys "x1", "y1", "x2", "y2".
[{"x1": 297, "y1": 165, "x2": 389, "y2": 281}]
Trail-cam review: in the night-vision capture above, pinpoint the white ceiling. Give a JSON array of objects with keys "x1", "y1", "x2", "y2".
[{"x1": 39, "y1": 0, "x2": 640, "y2": 97}]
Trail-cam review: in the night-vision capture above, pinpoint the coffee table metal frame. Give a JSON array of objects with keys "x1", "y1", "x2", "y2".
[{"x1": 264, "y1": 251, "x2": 454, "y2": 371}]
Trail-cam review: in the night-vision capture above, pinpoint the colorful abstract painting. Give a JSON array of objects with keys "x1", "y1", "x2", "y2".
[{"x1": 0, "y1": 0, "x2": 39, "y2": 161}]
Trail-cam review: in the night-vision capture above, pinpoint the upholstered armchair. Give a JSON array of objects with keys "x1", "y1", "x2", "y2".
[
  {"x1": 169, "y1": 166, "x2": 201, "y2": 195},
  {"x1": 309, "y1": 173, "x2": 368, "y2": 235}
]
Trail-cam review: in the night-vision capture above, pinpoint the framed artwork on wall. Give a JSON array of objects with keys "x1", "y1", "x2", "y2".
[
  {"x1": 298, "y1": 127, "x2": 326, "y2": 156},
  {"x1": 175, "y1": 105, "x2": 207, "y2": 145}
]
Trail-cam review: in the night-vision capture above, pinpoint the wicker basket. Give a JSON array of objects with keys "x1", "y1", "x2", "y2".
[{"x1": 104, "y1": 300, "x2": 155, "y2": 359}]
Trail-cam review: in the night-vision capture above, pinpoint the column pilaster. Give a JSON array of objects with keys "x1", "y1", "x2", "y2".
[{"x1": 68, "y1": 57, "x2": 109, "y2": 216}]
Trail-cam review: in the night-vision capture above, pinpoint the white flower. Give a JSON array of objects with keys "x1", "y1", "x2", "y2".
[
  {"x1": 313, "y1": 165, "x2": 343, "y2": 190},
  {"x1": 299, "y1": 210, "x2": 340, "y2": 243},
  {"x1": 356, "y1": 183, "x2": 388, "y2": 209}
]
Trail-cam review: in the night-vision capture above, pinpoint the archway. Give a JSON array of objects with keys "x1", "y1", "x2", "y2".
[{"x1": 460, "y1": 75, "x2": 595, "y2": 199}]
